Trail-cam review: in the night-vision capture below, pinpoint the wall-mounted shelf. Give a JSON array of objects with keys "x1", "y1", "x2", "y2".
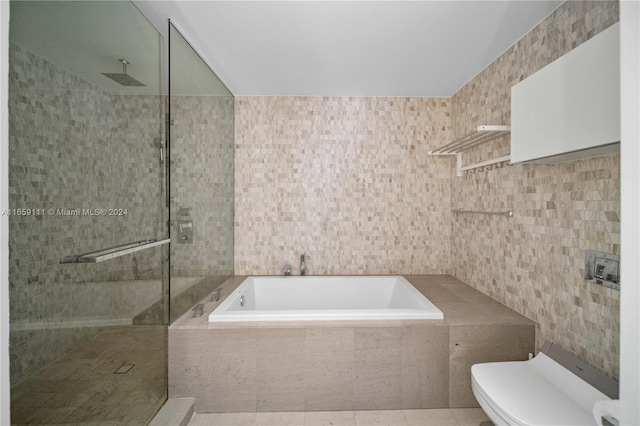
[
  {"x1": 429, "y1": 125, "x2": 511, "y2": 176},
  {"x1": 61, "y1": 238, "x2": 170, "y2": 264}
]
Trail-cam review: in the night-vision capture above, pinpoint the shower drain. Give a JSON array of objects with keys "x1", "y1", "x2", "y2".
[{"x1": 114, "y1": 364, "x2": 135, "y2": 374}]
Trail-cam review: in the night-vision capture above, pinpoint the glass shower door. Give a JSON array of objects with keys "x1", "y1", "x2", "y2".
[
  {"x1": 8, "y1": 1, "x2": 168, "y2": 423},
  {"x1": 168, "y1": 23, "x2": 234, "y2": 322}
]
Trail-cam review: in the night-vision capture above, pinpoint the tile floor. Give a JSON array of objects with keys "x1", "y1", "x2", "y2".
[
  {"x1": 189, "y1": 408, "x2": 492, "y2": 426},
  {"x1": 10, "y1": 325, "x2": 167, "y2": 425},
  {"x1": 10, "y1": 324, "x2": 492, "y2": 426}
]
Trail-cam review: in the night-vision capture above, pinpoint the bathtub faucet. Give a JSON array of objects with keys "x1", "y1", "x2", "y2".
[
  {"x1": 300, "y1": 253, "x2": 306, "y2": 276},
  {"x1": 282, "y1": 264, "x2": 292, "y2": 276}
]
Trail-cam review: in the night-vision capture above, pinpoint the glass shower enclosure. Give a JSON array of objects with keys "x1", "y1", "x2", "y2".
[
  {"x1": 168, "y1": 23, "x2": 234, "y2": 323},
  {"x1": 8, "y1": 2, "x2": 169, "y2": 424}
]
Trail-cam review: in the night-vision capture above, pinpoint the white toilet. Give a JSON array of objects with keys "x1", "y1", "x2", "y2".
[{"x1": 472, "y1": 341, "x2": 618, "y2": 426}]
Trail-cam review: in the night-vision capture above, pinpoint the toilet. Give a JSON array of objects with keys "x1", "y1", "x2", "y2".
[{"x1": 472, "y1": 341, "x2": 618, "y2": 426}]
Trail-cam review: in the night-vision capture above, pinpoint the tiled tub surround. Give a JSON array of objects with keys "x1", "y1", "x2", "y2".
[
  {"x1": 169, "y1": 275, "x2": 534, "y2": 412},
  {"x1": 449, "y1": 0, "x2": 620, "y2": 378},
  {"x1": 234, "y1": 97, "x2": 452, "y2": 276},
  {"x1": 9, "y1": 43, "x2": 166, "y2": 383}
]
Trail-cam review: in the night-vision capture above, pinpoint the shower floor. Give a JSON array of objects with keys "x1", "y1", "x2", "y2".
[{"x1": 10, "y1": 325, "x2": 167, "y2": 425}]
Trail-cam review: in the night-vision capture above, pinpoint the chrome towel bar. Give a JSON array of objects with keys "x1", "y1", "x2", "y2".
[
  {"x1": 61, "y1": 238, "x2": 170, "y2": 263},
  {"x1": 452, "y1": 208, "x2": 514, "y2": 218}
]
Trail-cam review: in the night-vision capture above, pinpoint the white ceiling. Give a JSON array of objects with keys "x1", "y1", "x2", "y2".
[{"x1": 134, "y1": 0, "x2": 564, "y2": 97}]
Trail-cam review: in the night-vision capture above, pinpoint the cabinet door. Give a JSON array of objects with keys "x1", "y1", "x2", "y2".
[{"x1": 511, "y1": 23, "x2": 620, "y2": 164}]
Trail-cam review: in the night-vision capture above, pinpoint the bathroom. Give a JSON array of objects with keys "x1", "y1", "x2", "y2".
[{"x1": 0, "y1": 0, "x2": 639, "y2": 425}]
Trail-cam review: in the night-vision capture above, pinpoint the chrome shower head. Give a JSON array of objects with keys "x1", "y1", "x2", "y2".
[{"x1": 102, "y1": 59, "x2": 145, "y2": 87}]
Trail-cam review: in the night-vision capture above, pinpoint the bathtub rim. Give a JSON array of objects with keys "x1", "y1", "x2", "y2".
[{"x1": 207, "y1": 275, "x2": 445, "y2": 323}]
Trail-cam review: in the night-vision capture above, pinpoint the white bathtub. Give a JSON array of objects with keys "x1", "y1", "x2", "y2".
[{"x1": 208, "y1": 276, "x2": 443, "y2": 322}]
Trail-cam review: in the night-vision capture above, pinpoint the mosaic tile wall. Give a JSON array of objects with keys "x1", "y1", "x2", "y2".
[
  {"x1": 450, "y1": 1, "x2": 620, "y2": 378},
  {"x1": 170, "y1": 95, "x2": 234, "y2": 277},
  {"x1": 8, "y1": 44, "x2": 167, "y2": 384},
  {"x1": 234, "y1": 97, "x2": 451, "y2": 275},
  {"x1": 169, "y1": 95, "x2": 235, "y2": 321}
]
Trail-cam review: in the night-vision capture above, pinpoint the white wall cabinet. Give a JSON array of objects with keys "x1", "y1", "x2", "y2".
[{"x1": 511, "y1": 23, "x2": 620, "y2": 164}]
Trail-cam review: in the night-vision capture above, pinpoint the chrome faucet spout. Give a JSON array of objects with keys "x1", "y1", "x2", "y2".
[
  {"x1": 300, "y1": 253, "x2": 306, "y2": 276},
  {"x1": 282, "y1": 264, "x2": 292, "y2": 276}
]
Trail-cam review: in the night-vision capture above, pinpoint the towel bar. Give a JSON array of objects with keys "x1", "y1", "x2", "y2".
[{"x1": 452, "y1": 208, "x2": 514, "y2": 218}]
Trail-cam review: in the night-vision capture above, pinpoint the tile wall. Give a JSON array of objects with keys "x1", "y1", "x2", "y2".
[
  {"x1": 235, "y1": 97, "x2": 451, "y2": 275},
  {"x1": 170, "y1": 95, "x2": 234, "y2": 277},
  {"x1": 450, "y1": 0, "x2": 620, "y2": 378},
  {"x1": 8, "y1": 44, "x2": 166, "y2": 383},
  {"x1": 234, "y1": 1, "x2": 621, "y2": 380}
]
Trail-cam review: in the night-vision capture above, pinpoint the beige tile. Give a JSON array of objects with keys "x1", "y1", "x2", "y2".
[
  {"x1": 11, "y1": 326, "x2": 166, "y2": 425},
  {"x1": 354, "y1": 327, "x2": 403, "y2": 410},
  {"x1": 436, "y1": 302, "x2": 533, "y2": 327},
  {"x1": 59, "y1": 399, "x2": 115, "y2": 423},
  {"x1": 449, "y1": 326, "x2": 497, "y2": 408},
  {"x1": 403, "y1": 408, "x2": 459, "y2": 426},
  {"x1": 444, "y1": 284, "x2": 498, "y2": 305},
  {"x1": 354, "y1": 409, "x2": 407, "y2": 426},
  {"x1": 496, "y1": 325, "x2": 535, "y2": 361},
  {"x1": 170, "y1": 328, "x2": 258, "y2": 413},
  {"x1": 255, "y1": 411, "x2": 306, "y2": 425},
  {"x1": 305, "y1": 327, "x2": 355, "y2": 411},
  {"x1": 185, "y1": 409, "x2": 488, "y2": 426},
  {"x1": 407, "y1": 281, "x2": 465, "y2": 304},
  {"x1": 401, "y1": 326, "x2": 449, "y2": 409},
  {"x1": 450, "y1": 408, "x2": 491, "y2": 426},
  {"x1": 119, "y1": 401, "x2": 161, "y2": 425},
  {"x1": 189, "y1": 412, "x2": 258, "y2": 426},
  {"x1": 149, "y1": 397, "x2": 195, "y2": 426},
  {"x1": 32, "y1": 406, "x2": 79, "y2": 425},
  {"x1": 304, "y1": 410, "x2": 357, "y2": 426},
  {"x1": 235, "y1": 97, "x2": 452, "y2": 277},
  {"x1": 447, "y1": 323, "x2": 535, "y2": 408},
  {"x1": 256, "y1": 328, "x2": 306, "y2": 411}
]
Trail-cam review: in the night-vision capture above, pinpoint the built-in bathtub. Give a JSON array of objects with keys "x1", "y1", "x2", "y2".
[
  {"x1": 169, "y1": 275, "x2": 535, "y2": 413},
  {"x1": 208, "y1": 275, "x2": 444, "y2": 322}
]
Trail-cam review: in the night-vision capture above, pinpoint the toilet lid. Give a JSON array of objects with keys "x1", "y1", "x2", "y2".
[{"x1": 472, "y1": 355, "x2": 605, "y2": 426}]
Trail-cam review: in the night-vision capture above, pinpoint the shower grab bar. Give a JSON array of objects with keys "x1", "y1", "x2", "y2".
[
  {"x1": 452, "y1": 208, "x2": 514, "y2": 218},
  {"x1": 61, "y1": 238, "x2": 170, "y2": 264}
]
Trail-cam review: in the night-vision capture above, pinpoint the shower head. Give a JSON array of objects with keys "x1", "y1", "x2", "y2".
[{"x1": 102, "y1": 59, "x2": 145, "y2": 87}]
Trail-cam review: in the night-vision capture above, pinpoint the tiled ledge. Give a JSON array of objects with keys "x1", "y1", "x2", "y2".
[
  {"x1": 149, "y1": 398, "x2": 195, "y2": 426},
  {"x1": 403, "y1": 275, "x2": 534, "y2": 326}
]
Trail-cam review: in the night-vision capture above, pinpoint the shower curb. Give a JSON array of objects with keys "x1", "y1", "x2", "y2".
[{"x1": 149, "y1": 397, "x2": 195, "y2": 426}]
